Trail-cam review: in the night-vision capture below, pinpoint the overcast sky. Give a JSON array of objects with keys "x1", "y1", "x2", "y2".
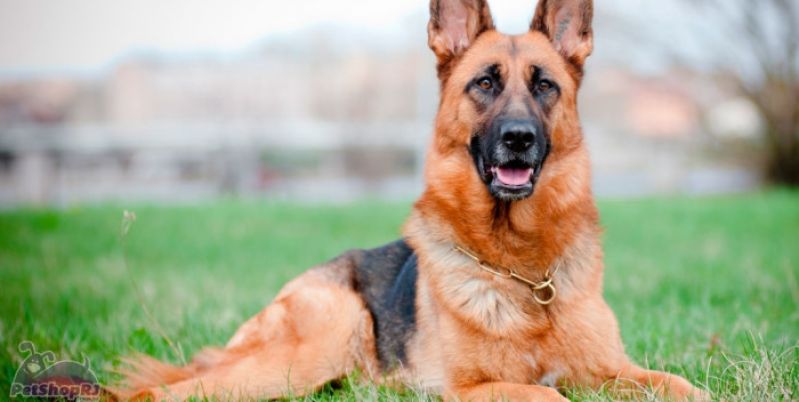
[{"x1": 0, "y1": 0, "x2": 540, "y2": 75}]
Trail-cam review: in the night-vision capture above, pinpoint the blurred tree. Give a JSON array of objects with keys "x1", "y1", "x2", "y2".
[{"x1": 686, "y1": 0, "x2": 798, "y2": 185}]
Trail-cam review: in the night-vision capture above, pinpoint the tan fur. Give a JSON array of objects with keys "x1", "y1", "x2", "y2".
[{"x1": 116, "y1": 1, "x2": 709, "y2": 400}]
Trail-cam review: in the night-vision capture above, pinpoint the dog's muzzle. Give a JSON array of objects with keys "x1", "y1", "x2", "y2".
[{"x1": 471, "y1": 118, "x2": 549, "y2": 202}]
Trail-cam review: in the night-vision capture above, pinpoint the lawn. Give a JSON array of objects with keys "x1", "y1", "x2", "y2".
[{"x1": 0, "y1": 190, "x2": 797, "y2": 401}]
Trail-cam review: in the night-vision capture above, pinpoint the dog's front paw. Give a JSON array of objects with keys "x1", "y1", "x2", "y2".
[{"x1": 688, "y1": 387, "x2": 711, "y2": 402}]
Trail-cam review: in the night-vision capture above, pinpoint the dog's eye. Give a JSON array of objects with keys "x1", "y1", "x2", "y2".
[
  {"x1": 477, "y1": 78, "x2": 493, "y2": 91},
  {"x1": 536, "y1": 79, "x2": 553, "y2": 92}
]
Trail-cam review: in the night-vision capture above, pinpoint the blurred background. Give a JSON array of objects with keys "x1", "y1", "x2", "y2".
[{"x1": 0, "y1": 0, "x2": 796, "y2": 206}]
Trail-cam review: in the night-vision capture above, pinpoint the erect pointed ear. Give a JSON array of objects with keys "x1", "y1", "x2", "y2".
[
  {"x1": 428, "y1": 0, "x2": 494, "y2": 76},
  {"x1": 531, "y1": 0, "x2": 593, "y2": 71}
]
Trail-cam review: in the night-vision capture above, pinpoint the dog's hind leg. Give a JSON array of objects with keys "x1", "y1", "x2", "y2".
[{"x1": 123, "y1": 265, "x2": 379, "y2": 400}]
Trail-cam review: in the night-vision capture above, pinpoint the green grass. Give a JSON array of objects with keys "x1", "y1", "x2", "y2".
[{"x1": 1, "y1": 190, "x2": 797, "y2": 401}]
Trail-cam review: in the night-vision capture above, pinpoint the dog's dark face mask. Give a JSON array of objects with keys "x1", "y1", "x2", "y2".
[{"x1": 466, "y1": 64, "x2": 556, "y2": 202}]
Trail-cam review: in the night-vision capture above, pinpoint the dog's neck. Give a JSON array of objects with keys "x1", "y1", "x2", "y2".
[{"x1": 404, "y1": 143, "x2": 599, "y2": 276}]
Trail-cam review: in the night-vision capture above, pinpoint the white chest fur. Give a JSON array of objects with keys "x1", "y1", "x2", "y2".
[{"x1": 423, "y1": 242, "x2": 536, "y2": 335}]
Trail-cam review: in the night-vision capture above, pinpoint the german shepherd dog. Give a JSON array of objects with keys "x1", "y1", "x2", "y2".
[{"x1": 119, "y1": 0, "x2": 709, "y2": 400}]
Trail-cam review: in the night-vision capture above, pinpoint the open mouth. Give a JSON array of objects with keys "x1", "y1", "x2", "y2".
[
  {"x1": 491, "y1": 164, "x2": 534, "y2": 186},
  {"x1": 486, "y1": 160, "x2": 536, "y2": 201}
]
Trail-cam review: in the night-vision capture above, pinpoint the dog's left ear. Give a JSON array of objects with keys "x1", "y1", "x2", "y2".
[
  {"x1": 428, "y1": 0, "x2": 494, "y2": 77},
  {"x1": 531, "y1": 0, "x2": 593, "y2": 72}
]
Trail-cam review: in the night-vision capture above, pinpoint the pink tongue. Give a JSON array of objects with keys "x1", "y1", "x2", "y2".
[{"x1": 495, "y1": 166, "x2": 533, "y2": 186}]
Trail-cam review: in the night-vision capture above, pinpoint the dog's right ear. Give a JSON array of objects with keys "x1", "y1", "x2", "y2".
[{"x1": 428, "y1": 0, "x2": 494, "y2": 77}]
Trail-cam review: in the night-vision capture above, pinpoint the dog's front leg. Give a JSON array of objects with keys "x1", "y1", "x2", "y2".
[
  {"x1": 446, "y1": 382, "x2": 568, "y2": 402},
  {"x1": 606, "y1": 364, "x2": 710, "y2": 401}
]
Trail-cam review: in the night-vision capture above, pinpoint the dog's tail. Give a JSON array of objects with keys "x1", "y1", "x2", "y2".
[{"x1": 110, "y1": 347, "x2": 226, "y2": 400}]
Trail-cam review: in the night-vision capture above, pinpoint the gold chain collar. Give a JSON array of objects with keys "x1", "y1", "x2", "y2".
[{"x1": 453, "y1": 245, "x2": 560, "y2": 305}]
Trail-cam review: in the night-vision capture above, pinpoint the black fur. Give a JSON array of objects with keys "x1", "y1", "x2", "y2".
[{"x1": 352, "y1": 240, "x2": 418, "y2": 371}]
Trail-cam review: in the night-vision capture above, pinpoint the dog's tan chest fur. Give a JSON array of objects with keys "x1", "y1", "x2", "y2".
[{"x1": 433, "y1": 250, "x2": 533, "y2": 334}]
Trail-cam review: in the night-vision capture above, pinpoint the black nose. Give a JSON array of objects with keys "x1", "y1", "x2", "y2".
[{"x1": 500, "y1": 120, "x2": 536, "y2": 152}]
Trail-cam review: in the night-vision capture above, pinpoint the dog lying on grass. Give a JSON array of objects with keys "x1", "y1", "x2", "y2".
[{"x1": 117, "y1": 0, "x2": 709, "y2": 400}]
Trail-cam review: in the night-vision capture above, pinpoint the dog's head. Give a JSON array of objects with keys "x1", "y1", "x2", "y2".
[{"x1": 428, "y1": 0, "x2": 593, "y2": 202}]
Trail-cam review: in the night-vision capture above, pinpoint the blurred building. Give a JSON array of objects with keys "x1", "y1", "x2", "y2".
[{"x1": 0, "y1": 15, "x2": 764, "y2": 206}]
